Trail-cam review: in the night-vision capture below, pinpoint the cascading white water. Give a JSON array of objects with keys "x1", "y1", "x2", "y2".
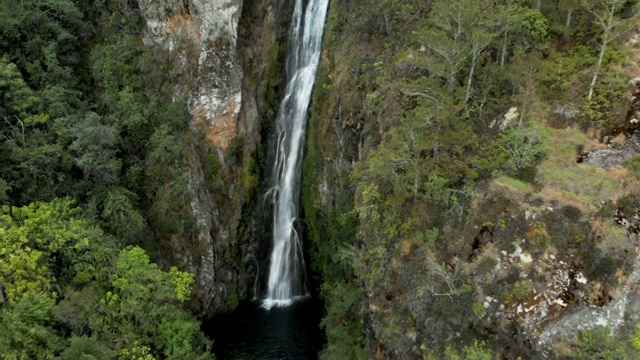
[{"x1": 262, "y1": 0, "x2": 329, "y2": 310}]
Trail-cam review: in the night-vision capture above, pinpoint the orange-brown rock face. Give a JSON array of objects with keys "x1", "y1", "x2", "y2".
[{"x1": 139, "y1": 0, "x2": 243, "y2": 149}]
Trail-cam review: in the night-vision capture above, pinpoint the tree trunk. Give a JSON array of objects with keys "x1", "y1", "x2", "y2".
[
  {"x1": 587, "y1": 41, "x2": 607, "y2": 101},
  {"x1": 448, "y1": 71, "x2": 456, "y2": 92},
  {"x1": 465, "y1": 53, "x2": 477, "y2": 103},
  {"x1": 566, "y1": 9, "x2": 572, "y2": 27},
  {"x1": 500, "y1": 32, "x2": 508, "y2": 67}
]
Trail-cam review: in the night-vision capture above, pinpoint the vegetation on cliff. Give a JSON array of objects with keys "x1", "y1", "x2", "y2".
[
  {"x1": 0, "y1": 0, "x2": 213, "y2": 358},
  {"x1": 304, "y1": 0, "x2": 640, "y2": 358}
]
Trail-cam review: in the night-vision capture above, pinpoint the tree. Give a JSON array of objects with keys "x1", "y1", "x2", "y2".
[
  {"x1": 0, "y1": 199, "x2": 96, "y2": 304},
  {"x1": 0, "y1": 58, "x2": 77, "y2": 204},
  {"x1": 70, "y1": 112, "x2": 121, "y2": 185},
  {"x1": 414, "y1": 0, "x2": 502, "y2": 103},
  {"x1": 415, "y1": 1, "x2": 471, "y2": 92},
  {"x1": 0, "y1": 58, "x2": 41, "y2": 121},
  {"x1": 497, "y1": 127, "x2": 547, "y2": 172},
  {"x1": 0, "y1": 292, "x2": 64, "y2": 359},
  {"x1": 60, "y1": 335, "x2": 116, "y2": 360},
  {"x1": 496, "y1": 0, "x2": 526, "y2": 67},
  {"x1": 507, "y1": 52, "x2": 543, "y2": 127},
  {"x1": 582, "y1": 0, "x2": 635, "y2": 100},
  {"x1": 560, "y1": 0, "x2": 581, "y2": 28},
  {"x1": 88, "y1": 246, "x2": 210, "y2": 359}
]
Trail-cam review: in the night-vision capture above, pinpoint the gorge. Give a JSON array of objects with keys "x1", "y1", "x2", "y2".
[{"x1": 4, "y1": 0, "x2": 640, "y2": 359}]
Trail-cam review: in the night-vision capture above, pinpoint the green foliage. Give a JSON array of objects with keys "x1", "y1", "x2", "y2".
[
  {"x1": 90, "y1": 246, "x2": 209, "y2": 358},
  {"x1": 146, "y1": 125, "x2": 184, "y2": 188},
  {"x1": 241, "y1": 154, "x2": 259, "y2": 196},
  {"x1": 512, "y1": 280, "x2": 532, "y2": 301},
  {"x1": 60, "y1": 335, "x2": 116, "y2": 360},
  {"x1": 227, "y1": 135, "x2": 245, "y2": 165},
  {"x1": 631, "y1": 323, "x2": 640, "y2": 353},
  {"x1": 0, "y1": 199, "x2": 96, "y2": 304},
  {"x1": 319, "y1": 282, "x2": 367, "y2": 360},
  {"x1": 0, "y1": 1, "x2": 214, "y2": 358},
  {"x1": 0, "y1": 57, "x2": 42, "y2": 120},
  {"x1": 568, "y1": 327, "x2": 626, "y2": 359},
  {"x1": 441, "y1": 340, "x2": 494, "y2": 360},
  {"x1": 539, "y1": 46, "x2": 596, "y2": 98},
  {"x1": 623, "y1": 155, "x2": 640, "y2": 180},
  {"x1": 99, "y1": 187, "x2": 146, "y2": 244},
  {"x1": 71, "y1": 112, "x2": 122, "y2": 185},
  {"x1": 313, "y1": 0, "x2": 640, "y2": 357},
  {"x1": 0, "y1": 179, "x2": 9, "y2": 205},
  {"x1": 161, "y1": 102, "x2": 191, "y2": 132},
  {"x1": 462, "y1": 340, "x2": 493, "y2": 360},
  {"x1": 0, "y1": 292, "x2": 64, "y2": 359},
  {"x1": 513, "y1": 8, "x2": 550, "y2": 52},
  {"x1": 472, "y1": 301, "x2": 486, "y2": 318},
  {"x1": 584, "y1": 71, "x2": 628, "y2": 126},
  {"x1": 203, "y1": 152, "x2": 223, "y2": 190},
  {"x1": 496, "y1": 127, "x2": 547, "y2": 174},
  {"x1": 170, "y1": 267, "x2": 195, "y2": 302},
  {"x1": 0, "y1": 200, "x2": 210, "y2": 359}
]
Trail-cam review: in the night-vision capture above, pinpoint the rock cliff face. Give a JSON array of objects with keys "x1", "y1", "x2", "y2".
[
  {"x1": 136, "y1": 0, "x2": 294, "y2": 315},
  {"x1": 137, "y1": 0, "x2": 245, "y2": 315},
  {"x1": 138, "y1": 0, "x2": 243, "y2": 148}
]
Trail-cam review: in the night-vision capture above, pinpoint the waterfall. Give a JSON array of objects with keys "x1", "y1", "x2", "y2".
[{"x1": 262, "y1": 0, "x2": 329, "y2": 310}]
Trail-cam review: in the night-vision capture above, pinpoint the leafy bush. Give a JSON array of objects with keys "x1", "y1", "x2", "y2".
[
  {"x1": 497, "y1": 127, "x2": 547, "y2": 174},
  {"x1": 514, "y1": 165, "x2": 538, "y2": 183}
]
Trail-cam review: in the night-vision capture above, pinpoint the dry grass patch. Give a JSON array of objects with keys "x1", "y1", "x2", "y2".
[{"x1": 536, "y1": 126, "x2": 639, "y2": 213}]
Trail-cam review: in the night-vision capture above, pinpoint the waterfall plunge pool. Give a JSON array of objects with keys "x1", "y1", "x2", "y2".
[{"x1": 204, "y1": 296, "x2": 325, "y2": 359}]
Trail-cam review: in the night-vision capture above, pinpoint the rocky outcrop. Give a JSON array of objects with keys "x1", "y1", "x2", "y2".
[
  {"x1": 137, "y1": 0, "x2": 246, "y2": 315},
  {"x1": 582, "y1": 135, "x2": 640, "y2": 169},
  {"x1": 138, "y1": 0, "x2": 243, "y2": 149},
  {"x1": 536, "y1": 244, "x2": 640, "y2": 357}
]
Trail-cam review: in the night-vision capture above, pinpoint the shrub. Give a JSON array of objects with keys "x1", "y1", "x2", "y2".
[
  {"x1": 514, "y1": 165, "x2": 538, "y2": 183},
  {"x1": 497, "y1": 127, "x2": 547, "y2": 173},
  {"x1": 568, "y1": 327, "x2": 626, "y2": 360},
  {"x1": 623, "y1": 156, "x2": 640, "y2": 181},
  {"x1": 512, "y1": 280, "x2": 532, "y2": 302}
]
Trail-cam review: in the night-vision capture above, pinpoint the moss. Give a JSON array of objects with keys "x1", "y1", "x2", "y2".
[
  {"x1": 203, "y1": 152, "x2": 222, "y2": 189},
  {"x1": 226, "y1": 135, "x2": 245, "y2": 166},
  {"x1": 241, "y1": 154, "x2": 259, "y2": 201},
  {"x1": 265, "y1": 41, "x2": 281, "y2": 109}
]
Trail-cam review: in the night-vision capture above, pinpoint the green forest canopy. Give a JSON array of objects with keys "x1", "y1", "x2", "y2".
[{"x1": 0, "y1": 0, "x2": 211, "y2": 358}]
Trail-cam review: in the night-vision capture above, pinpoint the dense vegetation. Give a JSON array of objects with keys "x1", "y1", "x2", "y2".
[
  {"x1": 0, "y1": 0, "x2": 212, "y2": 358},
  {"x1": 304, "y1": 0, "x2": 640, "y2": 358}
]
